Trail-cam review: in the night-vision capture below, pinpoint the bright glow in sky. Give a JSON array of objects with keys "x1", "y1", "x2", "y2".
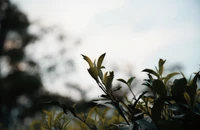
[{"x1": 13, "y1": 0, "x2": 200, "y2": 100}]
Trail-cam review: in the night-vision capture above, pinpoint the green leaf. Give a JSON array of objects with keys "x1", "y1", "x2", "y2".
[
  {"x1": 105, "y1": 71, "x2": 114, "y2": 92},
  {"x1": 81, "y1": 54, "x2": 93, "y2": 68},
  {"x1": 152, "y1": 80, "x2": 166, "y2": 96},
  {"x1": 158, "y1": 59, "x2": 166, "y2": 76},
  {"x1": 184, "y1": 92, "x2": 191, "y2": 106},
  {"x1": 127, "y1": 77, "x2": 135, "y2": 86},
  {"x1": 88, "y1": 67, "x2": 99, "y2": 82},
  {"x1": 63, "y1": 121, "x2": 71, "y2": 129},
  {"x1": 117, "y1": 78, "x2": 127, "y2": 85},
  {"x1": 103, "y1": 72, "x2": 108, "y2": 85},
  {"x1": 98, "y1": 69, "x2": 103, "y2": 80},
  {"x1": 97, "y1": 53, "x2": 106, "y2": 70},
  {"x1": 142, "y1": 69, "x2": 160, "y2": 78},
  {"x1": 164, "y1": 72, "x2": 179, "y2": 84}
]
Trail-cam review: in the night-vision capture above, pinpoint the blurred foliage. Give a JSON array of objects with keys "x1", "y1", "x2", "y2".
[{"x1": 0, "y1": 0, "x2": 85, "y2": 129}]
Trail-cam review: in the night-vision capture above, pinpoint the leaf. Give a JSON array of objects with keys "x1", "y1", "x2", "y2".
[
  {"x1": 81, "y1": 54, "x2": 93, "y2": 68},
  {"x1": 103, "y1": 72, "x2": 108, "y2": 84},
  {"x1": 186, "y1": 72, "x2": 199, "y2": 106},
  {"x1": 142, "y1": 83, "x2": 152, "y2": 90},
  {"x1": 171, "y1": 78, "x2": 187, "y2": 102},
  {"x1": 152, "y1": 80, "x2": 166, "y2": 96},
  {"x1": 184, "y1": 92, "x2": 191, "y2": 106},
  {"x1": 147, "y1": 74, "x2": 153, "y2": 81},
  {"x1": 63, "y1": 121, "x2": 71, "y2": 129},
  {"x1": 55, "y1": 111, "x2": 64, "y2": 122},
  {"x1": 158, "y1": 59, "x2": 166, "y2": 76},
  {"x1": 133, "y1": 91, "x2": 148, "y2": 109},
  {"x1": 105, "y1": 71, "x2": 114, "y2": 92},
  {"x1": 97, "y1": 53, "x2": 106, "y2": 70},
  {"x1": 152, "y1": 96, "x2": 165, "y2": 124},
  {"x1": 127, "y1": 77, "x2": 135, "y2": 86},
  {"x1": 98, "y1": 69, "x2": 103, "y2": 80},
  {"x1": 88, "y1": 67, "x2": 99, "y2": 81},
  {"x1": 164, "y1": 72, "x2": 179, "y2": 84},
  {"x1": 112, "y1": 86, "x2": 122, "y2": 92},
  {"x1": 117, "y1": 78, "x2": 127, "y2": 85},
  {"x1": 142, "y1": 69, "x2": 160, "y2": 78}
]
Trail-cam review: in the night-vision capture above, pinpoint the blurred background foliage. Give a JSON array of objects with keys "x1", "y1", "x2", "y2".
[{"x1": 0, "y1": 0, "x2": 92, "y2": 129}]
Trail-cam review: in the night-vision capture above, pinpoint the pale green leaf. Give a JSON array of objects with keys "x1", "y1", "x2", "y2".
[
  {"x1": 97, "y1": 53, "x2": 106, "y2": 70},
  {"x1": 88, "y1": 67, "x2": 98, "y2": 81},
  {"x1": 164, "y1": 72, "x2": 179, "y2": 84},
  {"x1": 81, "y1": 54, "x2": 93, "y2": 68},
  {"x1": 158, "y1": 59, "x2": 166, "y2": 76}
]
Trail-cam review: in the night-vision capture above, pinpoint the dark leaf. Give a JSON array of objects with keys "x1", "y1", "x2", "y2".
[
  {"x1": 186, "y1": 72, "x2": 199, "y2": 106},
  {"x1": 152, "y1": 80, "x2": 166, "y2": 96},
  {"x1": 142, "y1": 69, "x2": 160, "y2": 78},
  {"x1": 117, "y1": 78, "x2": 127, "y2": 85},
  {"x1": 127, "y1": 77, "x2": 135, "y2": 86},
  {"x1": 152, "y1": 97, "x2": 165, "y2": 123},
  {"x1": 171, "y1": 78, "x2": 187, "y2": 103}
]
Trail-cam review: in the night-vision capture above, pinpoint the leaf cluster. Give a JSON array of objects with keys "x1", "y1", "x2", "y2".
[{"x1": 42, "y1": 54, "x2": 200, "y2": 130}]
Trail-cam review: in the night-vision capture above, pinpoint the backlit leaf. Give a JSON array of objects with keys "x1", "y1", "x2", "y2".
[
  {"x1": 158, "y1": 59, "x2": 166, "y2": 76},
  {"x1": 81, "y1": 54, "x2": 93, "y2": 68},
  {"x1": 88, "y1": 67, "x2": 99, "y2": 81},
  {"x1": 97, "y1": 53, "x2": 106, "y2": 70},
  {"x1": 164, "y1": 72, "x2": 179, "y2": 84}
]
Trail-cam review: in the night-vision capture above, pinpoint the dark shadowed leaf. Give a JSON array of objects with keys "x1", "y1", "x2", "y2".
[
  {"x1": 152, "y1": 97, "x2": 165, "y2": 123},
  {"x1": 127, "y1": 77, "x2": 135, "y2": 86},
  {"x1": 152, "y1": 80, "x2": 166, "y2": 96},
  {"x1": 186, "y1": 72, "x2": 199, "y2": 106},
  {"x1": 133, "y1": 91, "x2": 148, "y2": 109},
  {"x1": 171, "y1": 78, "x2": 187, "y2": 102},
  {"x1": 117, "y1": 78, "x2": 127, "y2": 85},
  {"x1": 88, "y1": 67, "x2": 99, "y2": 81},
  {"x1": 142, "y1": 69, "x2": 160, "y2": 78}
]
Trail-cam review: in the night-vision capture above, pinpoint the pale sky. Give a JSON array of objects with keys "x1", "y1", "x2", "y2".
[{"x1": 12, "y1": 0, "x2": 200, "y2": 100}]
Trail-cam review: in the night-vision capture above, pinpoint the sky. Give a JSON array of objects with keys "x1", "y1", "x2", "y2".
[{"x1": 12, "y1": 0, "x2": 200, "y2": 100}]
